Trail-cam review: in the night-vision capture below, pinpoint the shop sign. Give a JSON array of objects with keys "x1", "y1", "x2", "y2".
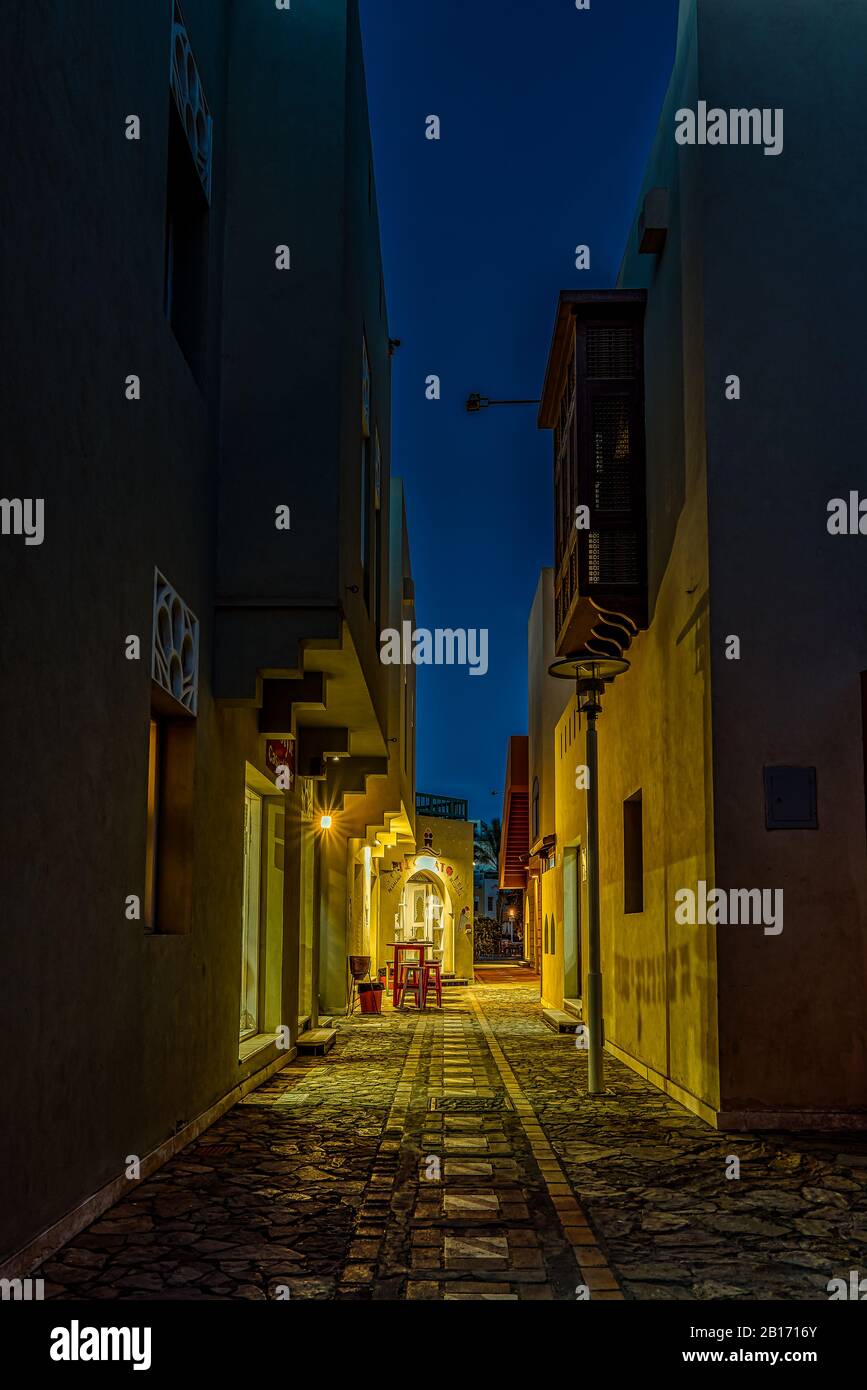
[{"x1": 266, "y1": 739, "x2": 295, "y2": 791}]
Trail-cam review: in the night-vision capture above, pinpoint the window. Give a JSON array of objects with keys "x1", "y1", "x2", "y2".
[
  {"x1": 623, "y1": 790, "x2": 644, "y2": 913},
  {"x1": 144, "y1": 719, "x2": 161, "y2": 929},
  {"x1": 550, "y1": 918, "x2": 556, "y2": 954},
  {"x1": 144, "y1": 714, "x2": 196, "y2": 933},
  {"x1": 373, "y1": 430, "x2": 383, "y2": 631},
  {"x1": 361, "y1": 338, "x2": 372, "y2": 607},
  {"x1": 164, "y1": 3, "x2": 212, "y2": 382},
  {"x1": 361, "y1": 336, "x2": 371, "y2": 433},
  {"x1": 863, "y1": 673, "x2": 867, "y2": 849},
  {"x1": 544, "y1": 915, "x2": 549, "y2": 954},
  {"x1": 409, "y1": 688, "x2": 415, "y2": 788},
  {"x1": 532, "y1": 777, "x2": 540, "y2": 843},
  {"x1": 361, "y1": 437, "x2": 370, "y2": 602},
  {"x1": 487, "y1": 896, "x2": 494, "y2": 913},
  {"x1": 240, "y1": 788, "x2": 263, "y2": 1038}
]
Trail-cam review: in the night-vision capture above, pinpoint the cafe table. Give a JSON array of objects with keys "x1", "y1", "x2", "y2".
[{"x1": 388, "y1": 941, "x2": 434, "y2": 1002}]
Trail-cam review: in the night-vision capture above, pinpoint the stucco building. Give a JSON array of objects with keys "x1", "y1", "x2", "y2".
[
  {"x1": 0, "y1": 0, "x2": 416, "y2": 1274},
  {"x1": 532, "y1": 0, "x2": 867, "y2": 1127}
]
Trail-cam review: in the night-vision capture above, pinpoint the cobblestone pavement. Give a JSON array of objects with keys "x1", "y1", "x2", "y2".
[{"x1": 36, "y1": 983, "x2": 867, "y2": 1300}]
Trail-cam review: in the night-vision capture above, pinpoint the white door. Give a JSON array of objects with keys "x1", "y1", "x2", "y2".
[{"x1": 240, "y1": 788, "x2": 262, "y2": 1038}]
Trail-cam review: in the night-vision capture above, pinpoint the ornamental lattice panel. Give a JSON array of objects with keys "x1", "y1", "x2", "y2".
[
  {"x1": 151, "y1": 569, "x2": 199, "y2": 714},
  {"x1": 170, "y1": 1, "x2": 212, "y2": 201}
]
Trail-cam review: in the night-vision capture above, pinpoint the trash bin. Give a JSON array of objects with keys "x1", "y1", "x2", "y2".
[{"x1": 358, "y1": 981, "x2": 384, "y2": 1015}]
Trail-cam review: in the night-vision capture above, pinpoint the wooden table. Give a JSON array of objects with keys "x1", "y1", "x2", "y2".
[{"x1": 388, "y1": 941, "x2": 434, "y2": 1003}]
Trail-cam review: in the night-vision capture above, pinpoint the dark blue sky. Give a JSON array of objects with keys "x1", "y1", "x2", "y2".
[{"x1": 359, "y1": 0, "x2": 679, "y2": 823}]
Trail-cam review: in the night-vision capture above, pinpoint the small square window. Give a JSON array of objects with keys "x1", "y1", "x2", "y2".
[{"x1": 763, "y1": 766, "x2": 818, "y2": 830}]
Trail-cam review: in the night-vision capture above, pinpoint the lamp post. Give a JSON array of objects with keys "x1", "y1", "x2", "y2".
[{"x1": 548, "y1": 654, "x2": 629, "y2": 1094}]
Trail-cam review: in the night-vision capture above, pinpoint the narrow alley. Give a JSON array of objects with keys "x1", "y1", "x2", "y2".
[{"x1": 36, "y1": 976, "x2": 867, "y2": 1303}]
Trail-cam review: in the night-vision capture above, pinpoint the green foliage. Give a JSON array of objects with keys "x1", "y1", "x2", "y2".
[{"x1": 474, "y1": 818, "x2": 501, "y2": 871}]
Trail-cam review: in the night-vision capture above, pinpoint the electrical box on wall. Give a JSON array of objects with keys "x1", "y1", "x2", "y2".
[{"x1": 763, "y1": 766, "x2": 818, "y2": 830}]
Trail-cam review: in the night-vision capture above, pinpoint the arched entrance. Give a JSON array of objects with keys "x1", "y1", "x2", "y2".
[
  {"x1": 391, "y1": 857, "x2": 456, "y2": 974},
  {"x1": 376, "y1": 829, "x2": 475, "y2": 985}
]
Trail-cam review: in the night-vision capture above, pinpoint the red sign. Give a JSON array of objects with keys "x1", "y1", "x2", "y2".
[{"x1": 265, "y1": 739, "x2": 295, "y2": 791}]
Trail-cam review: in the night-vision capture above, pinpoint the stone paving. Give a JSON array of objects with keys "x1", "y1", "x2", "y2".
[{"x1": 34, "y1": 982, "x2": 867, "y2": 1300}]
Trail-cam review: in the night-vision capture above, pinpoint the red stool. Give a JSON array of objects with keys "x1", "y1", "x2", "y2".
[
  {"x1": 421, "y1": 960, "x2": 442, "y2": 1009},
  {"x1": 393, "y1": 945, "x2": 421, "y2": 1005},
  {"x1": 396, "y1": 961, "x2": 423, "y2": 1009}
]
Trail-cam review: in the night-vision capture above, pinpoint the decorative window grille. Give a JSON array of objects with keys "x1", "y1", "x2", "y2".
[
  {"x1": 586, "y1": 326, "x2": 635, "y2": 379},
  {"x1": 170, "y1": 1, "x2": 212, "y2": 202},
  {"x1": 551, "y1": 302, "x2": 647, "y2": 639},
  {"x1": 592, "y1": 399, "x2": 633, "y2": 512},
  {"x1": 554, "y1": 323, "x2": 576, "y2": 586},
  {"x1": 151, "y1": 569, "x2": 199, "y2": 714}
]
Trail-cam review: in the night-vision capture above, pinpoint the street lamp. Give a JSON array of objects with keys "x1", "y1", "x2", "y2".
[
  {"x1": 548, "y1": 653, "x2": 629, "y2": 1095},
  {"x1": 311, "y1": 808, "x2": 337, "y2": 1026}
]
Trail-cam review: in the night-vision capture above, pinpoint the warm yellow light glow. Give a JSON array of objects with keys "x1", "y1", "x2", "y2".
[{"x1": 320, "y1": 815, "x2": 333, "y2": 830}]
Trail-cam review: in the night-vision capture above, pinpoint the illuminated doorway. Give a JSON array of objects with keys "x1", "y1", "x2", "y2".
[{"x1": 397, "y1": 870, "x2": 451, "y2": 971}]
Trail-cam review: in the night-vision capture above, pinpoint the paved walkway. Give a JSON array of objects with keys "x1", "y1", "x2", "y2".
[{"x1": 35, "y1": 983, "x2": 867, "y2": 1300}]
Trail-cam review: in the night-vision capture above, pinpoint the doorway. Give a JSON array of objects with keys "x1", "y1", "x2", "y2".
[
  {"x1": 563, "y1": 844, "x2": 581, "y2": 1002},
  {"x1": 240, "y1": 787, "x2": 262, "y2": 1039},
  {"x1": 397, "y1": 871, "x2": 450, "y2": 971}
]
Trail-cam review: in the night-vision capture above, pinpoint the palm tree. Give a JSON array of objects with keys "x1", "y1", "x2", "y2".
[{"x1": 474, "y1": 818, "x2": 501, "y2": 872}]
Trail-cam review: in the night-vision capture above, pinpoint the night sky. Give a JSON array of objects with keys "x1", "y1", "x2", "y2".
[{"x1": 360, "y1": 0, "x2": 679, "y2": 822}]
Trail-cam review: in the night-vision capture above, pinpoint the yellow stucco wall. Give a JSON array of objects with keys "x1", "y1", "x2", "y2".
[{"x1": 550, "y1": 495, "x2": 719, "y2": 1113}]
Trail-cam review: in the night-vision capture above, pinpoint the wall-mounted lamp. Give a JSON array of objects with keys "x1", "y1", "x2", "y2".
[
  {"x1": 320, "y1": 815, "x2": 333, "y2": 830},
  {"x1": 465, "y1": 393, "x2": 540, "y2": 414}
]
